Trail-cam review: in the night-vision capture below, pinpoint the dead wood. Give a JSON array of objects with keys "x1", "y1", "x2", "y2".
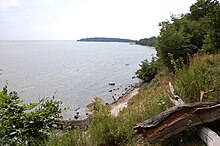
[
  {"x1": 200, "y1": 88, "x2": 215, "y2": 102},
  {"x1": 54, "y1": 118, "x2": 91, "y2": 129},
  {"x1": 134, "y1": 101, "x2": 220, "y2": 143},
  {"x1": 134, "y1": 82, "x2": 220, "y2": 145}
]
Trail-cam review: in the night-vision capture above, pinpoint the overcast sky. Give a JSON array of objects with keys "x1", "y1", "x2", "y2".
[{"x1": 0, "y1": 0, "x2": 198, "y2": 40}]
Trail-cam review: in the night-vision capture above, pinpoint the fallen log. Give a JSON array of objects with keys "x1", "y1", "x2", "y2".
[
  {"x1": 134, "y1": 100, "x2": 220, "y2": 143},
  {"x1": 134, "y1": 82, "x2": 220, "y2": 145},
  {"x1": 54, "y1": 118, "x2": 91, "y2": 129}
]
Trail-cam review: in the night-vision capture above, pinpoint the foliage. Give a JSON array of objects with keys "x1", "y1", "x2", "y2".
[
  {"x1": 156, "y1": 0, "x2": 220, "y2": 71},
  {"x1": 157, "y1": 17, "x2": 200, "y2": 71},
  {"x1": 202, "y1": 3, "x2": 220, "y2": 53},
  {"x1": 49, "y1": 129, "x2": 89, "y2": 146},
  {"x1": 189, "y1": 0, "x2": 219, "y2": 21},
  {"x1": 136, "y1": 36, "x2": 157, "y2": 47},
  {"x1": 0, "y1": 86, "x2": 62, "y2": 145},
  {"x1": 174, "y1": 54, "x2": 220, "y2": 103},
  {"x1": 136, "y1": 56, "x2": 160, "y2": 83}
]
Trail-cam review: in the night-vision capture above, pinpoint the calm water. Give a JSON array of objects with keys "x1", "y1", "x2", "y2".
[{"x1": 0, "y1": 40, "x2": 156, "y2": 118}]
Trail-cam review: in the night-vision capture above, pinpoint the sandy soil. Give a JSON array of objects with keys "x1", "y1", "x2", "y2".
[{"x1": 110, "y1": 87, "x2": 140, "y2": 116}]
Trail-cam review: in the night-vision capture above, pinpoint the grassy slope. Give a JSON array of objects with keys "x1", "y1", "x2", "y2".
[{"x1": 48, "y1": 54, "x2": 219, "y2": 146}]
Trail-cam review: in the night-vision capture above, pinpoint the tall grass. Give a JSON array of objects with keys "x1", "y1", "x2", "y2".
[
  {"x1": 48, "y1": 129, "x2": 89, "y2": 146},
  {"x1": 174, "y1": 54, "x2": 220, "y2": 103}
]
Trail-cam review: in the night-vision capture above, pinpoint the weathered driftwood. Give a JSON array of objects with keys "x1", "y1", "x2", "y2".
[
  {"x1": 134, "y1": 82, "x2": 220, "y2": 145},
  {"x1": 55, "y1": 118, "x2": 91, "y2": 129},
  {"x1": 134, "y1": 101, "x2": 220, "y2": 143},
  {"x1": 169, "y1": 82, "x2": 220, "y2": 146},
  {"x1": 168, "y1": 82, "x2": 184, "y2": 105}
]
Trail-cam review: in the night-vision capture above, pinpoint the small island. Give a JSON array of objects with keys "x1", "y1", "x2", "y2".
[{"x1": 77, "y1": 37, "x2": 135, "y2": 43}]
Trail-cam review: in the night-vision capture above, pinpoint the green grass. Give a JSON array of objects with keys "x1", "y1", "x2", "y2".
[
  {"x1": 48, "y1": 129, "x2": 89, "y2": 146},
  {"x1": 174, "y1": 54, "x2": 220, "y2": 103}
]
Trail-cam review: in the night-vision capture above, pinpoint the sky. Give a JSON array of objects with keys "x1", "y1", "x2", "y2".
[{"x1": 0, "y1": 0, "x2": 198, "y2": 40}]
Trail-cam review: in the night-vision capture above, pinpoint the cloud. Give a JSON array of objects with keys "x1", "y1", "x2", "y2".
[{"x1": 0, "y1": 0, "x2": 20, "y2": 12}]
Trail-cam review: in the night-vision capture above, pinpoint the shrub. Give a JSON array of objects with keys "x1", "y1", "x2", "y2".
[
  {"x1": 0, "y1": 85, "x2": 62, "y2": 145},
  {"x1": 136, "y1": 57, "x2": 160, "y2": 83}
]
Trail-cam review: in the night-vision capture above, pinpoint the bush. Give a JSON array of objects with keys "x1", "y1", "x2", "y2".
[
  {"x1": 0, "y1": 85, "x2": 62, "y2": 145},
  {"x1": 136, "y1": 57, "x2": 160, "y2": 83}
]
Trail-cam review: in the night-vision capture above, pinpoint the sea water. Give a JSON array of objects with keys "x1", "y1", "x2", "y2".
[{"x1": 0, "y1": 40, "x2": 156, "y2": 118}]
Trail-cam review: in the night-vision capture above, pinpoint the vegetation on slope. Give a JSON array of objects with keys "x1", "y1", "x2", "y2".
[
  {"x1": 174, "y1": 54, "x2": 220, "y2": 103},
  {"x1": 137, "y1": 0, "x2": 220, "y2": 81},
  {"x1": 156, "y1": 0, "x2": 220, "y2": 71}
]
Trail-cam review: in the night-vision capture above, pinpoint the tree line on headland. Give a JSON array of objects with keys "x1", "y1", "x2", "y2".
[
  {"x1": 77, "y1": 37, "x2": 135, "y2": 43},
  {"x1": 78, "y1": 37, "x2": 158, "y2": 47}
]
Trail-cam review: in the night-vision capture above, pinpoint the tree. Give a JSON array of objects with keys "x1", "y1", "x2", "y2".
[
  {"x1": 136, "y1": 57, "x2": 159, "y2": 83},
  {"x1": 188, "y1": 0, "x2": 220, "y2": 53},
  {"x1": 202, "y1": 3, "x2": 220, "y2": 53},
  {"x1": 189, "y1": 0, "x2": 219, "y2": 20},
  {"x1": 156, "y1": 0, "x2": 220, "y2": 71},
  {"x1": 157, "y1": 17, "x2": 198, "y2": 71},
  {"x1": 136, "y1": 36, "x2": 157, "y2": 47}
]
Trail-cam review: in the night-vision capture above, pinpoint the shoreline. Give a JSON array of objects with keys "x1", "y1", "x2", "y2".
[
  {"x1": 110, "y1": 83, "x2": 142, "y2": 116},
  {"x1": 61, "y1": 82, "x2": 143, "y2": 120},
  {"x1": 54, "y1": 83, "x2": 142, "y2": 128}
]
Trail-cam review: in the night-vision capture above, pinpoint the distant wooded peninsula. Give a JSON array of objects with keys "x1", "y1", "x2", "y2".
[
  {"x1": 77, "y1": 37, "x2": 157, "y2": 47},
  {"x1": 77, "y1": 37, "x2": 135, "y2": 43}
]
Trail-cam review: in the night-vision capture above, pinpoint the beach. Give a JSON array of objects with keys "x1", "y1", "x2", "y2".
[{"x1": 110, "y1": 87, "x2": 140, "y2": 116}]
